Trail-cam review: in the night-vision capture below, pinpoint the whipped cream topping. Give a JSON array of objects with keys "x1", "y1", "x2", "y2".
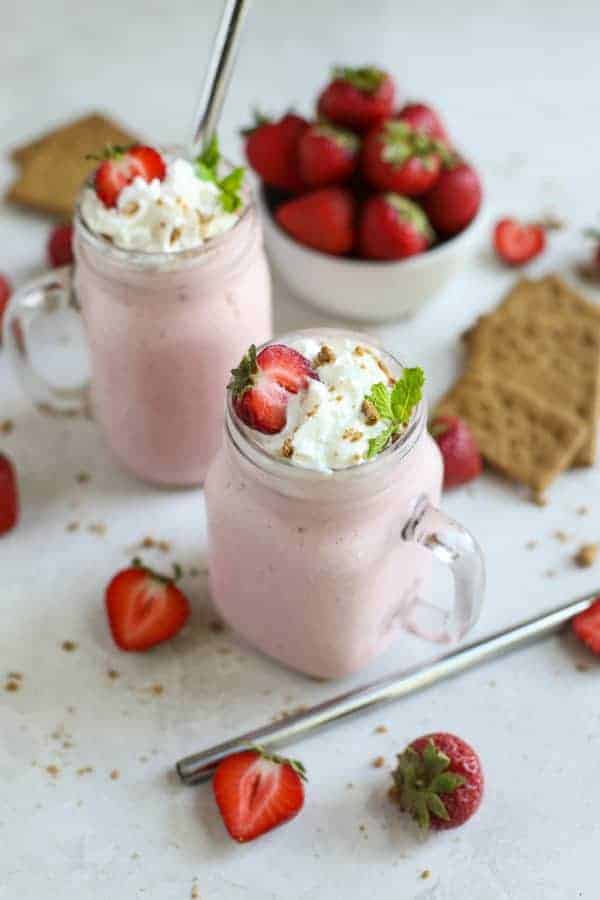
[
  {"x1": 252, "y1": 337, "x2": 400, "y2": 473},
  {"x1": 80, "y1": 155, "x2": 241, "y2": 252}
]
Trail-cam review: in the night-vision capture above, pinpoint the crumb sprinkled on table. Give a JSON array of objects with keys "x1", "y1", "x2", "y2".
[
  {"x1": 374, "y1": 725, "x2": 387, "y2": 734},
  {"x1": 372, "y1": 756, "x2": 385, "y2": 768},
  {"x1": 110, "y1": 769, "x2": 120, "y2": 780},
  {"x1": 1, "y1": 419, "x2": 14, "y2": 434},
  {"x1": 574, "y1": 543, "x2": 598, "y2": 568},
  {"x1": 61, "y1": 640, "x2": 78, "y2": 652},
  {"x1": 76, "y1": 471, "x2": 91, "y2": 483}
]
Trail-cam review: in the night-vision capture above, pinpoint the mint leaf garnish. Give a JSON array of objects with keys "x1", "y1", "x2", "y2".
[
  {"x1": 390, "y1": 367, "x2": 425, "y2": 425},
  {"x1": 195, "y1": 136, "x2": 245, "y2": 213},
  {"x1": 364, "y1": 366, "x2": 425, "y2": 459}
]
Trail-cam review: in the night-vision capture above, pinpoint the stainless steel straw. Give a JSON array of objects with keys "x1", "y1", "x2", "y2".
[
  {"x1": 176, "y1": 593, "x2": 595, "y2": 784},
  {"x1": 190, "y1": 0, "x2": 251, "y2": 154}
]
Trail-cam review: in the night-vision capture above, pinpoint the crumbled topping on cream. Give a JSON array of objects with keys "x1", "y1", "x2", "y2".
[
  {"x1": 81, "y1": 155, "x2": 241, "y2": 252},
  {"x1": 253, "y1": 337, "x2": 397, "y2": 472}
]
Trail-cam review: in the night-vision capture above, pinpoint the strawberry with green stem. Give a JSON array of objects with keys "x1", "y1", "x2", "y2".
[
  {"x1": 362, "y1": 120, "x2": 449, "y2": 196},
  {"x1": 318, "y1": 66, "x2": 395, "y2": 132},
  {"x1": 196, "y1": 134, "x2": 245, "y2": 213},
  {"x1": 391, "y1": 733, "x2": 484, "y2": 831},
  {"x1": 363, "y1": 367, "x2": 425, "y2": 457}
]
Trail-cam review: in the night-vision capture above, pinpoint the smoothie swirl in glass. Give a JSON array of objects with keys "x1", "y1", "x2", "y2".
[{"x1": 205, "y1": 330, "x2": 484, "y2": 679}]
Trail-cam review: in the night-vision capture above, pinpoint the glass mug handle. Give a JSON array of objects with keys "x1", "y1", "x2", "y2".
[
  {"x1": 402, "y1": 495, "x2": 485, "y2": 643},
  {"x1": 3, "y1": 265, "x2": 90, "y2": 416}
]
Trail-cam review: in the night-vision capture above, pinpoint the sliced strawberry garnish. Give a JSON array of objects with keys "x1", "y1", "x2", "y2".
[
  {"x1": 572, "y1": 599, "x2": 600, "y2": 655},
  {"x1": 105, "y1": 559, "x2": 190, "y2": 651},
  {"x1": 229, "y1": 344, "x2": 319, "y2": 435},
  {"x1": 493, "y1": 218, "x2": 546, "y2": 266},
  {"x1": 213, "y1": 748, "x2": 306, "y2": 843},
  {"x1": 47, "y1": 223, "x2": 74, "y2": 268},
  {"x1": 0, "y1": 453, "x2": 19, "y2": 535},
  {"x1": 93, "y1": 145, "x2": 166, "y2": 208}
]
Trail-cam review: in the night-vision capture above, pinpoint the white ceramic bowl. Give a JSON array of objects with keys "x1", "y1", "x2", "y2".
[{"x1": 258, "y1": 189, "x2": 487, "y2": 323}]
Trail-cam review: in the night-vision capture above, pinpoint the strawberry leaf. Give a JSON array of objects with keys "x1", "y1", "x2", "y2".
[
  {"x1": 332, "y1": 65, "x2": 386, "y2": 93},
  {"x1": 426, "y1": 792, "x2": 450, "y2": 821}
]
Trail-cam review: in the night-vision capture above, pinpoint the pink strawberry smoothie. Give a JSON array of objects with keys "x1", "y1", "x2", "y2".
[
  {"x1": 205, "y1": 331, "x2": 445, "y2": 678},
  {"x1": 73, "y1": 160, "x2": 272, "y2": 486}
]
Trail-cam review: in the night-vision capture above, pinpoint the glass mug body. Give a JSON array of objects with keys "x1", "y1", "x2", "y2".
[
  {"x1": 204, "y1": 331, "x2": 484, "y2": 679},
  {"x1": 4, "y1": 184, "x2": 272, "y2": 487}
]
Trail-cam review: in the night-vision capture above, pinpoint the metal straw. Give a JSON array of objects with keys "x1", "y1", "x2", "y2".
[
  {"x1": 176, "y1": 593, "x2": 595, "y2": 784},
  {"x1": 190, "y1": 0, "x2": 251, "y2": 154}
]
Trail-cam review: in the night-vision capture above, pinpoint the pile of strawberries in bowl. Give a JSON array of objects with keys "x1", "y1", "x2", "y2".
[
  {"x1": 242, "y1": 65, "x2": 485, "y2": 322},
  {"x1": 243, "y1": 66, "x2": 482, "y2": 262}
]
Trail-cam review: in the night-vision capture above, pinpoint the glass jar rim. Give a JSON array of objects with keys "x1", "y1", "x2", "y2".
[{"x1": 225, "y1": 328, "x2": 427, "y2": 487}]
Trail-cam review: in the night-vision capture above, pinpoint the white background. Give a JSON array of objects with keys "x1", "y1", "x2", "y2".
[{"x1": 2, "y1": 1, "x2": 600, "y2": 898}]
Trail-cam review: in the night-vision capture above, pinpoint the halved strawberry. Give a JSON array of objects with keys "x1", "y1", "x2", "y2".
[
  {"x1": 105, "y1": 559, "x2": 190, "y2": 651},
  {"x1": 93, "y1": 145, "x2": 166, "y2": 208},
  {"x1": 213, "y1": 747, "x2": 306, "y2": 843},
  {"x1": 229, "y1": 343, "x2": 319, "y2": 434},
  {"x1": 493, "y1": 218, "x2": 546, "y2": 266},
  {"x1": 0, "y1": 453, "x2": 19, "y2": 535},
  {"x1": 572, "y1": 599, "x2": 600, "y2": 655}
]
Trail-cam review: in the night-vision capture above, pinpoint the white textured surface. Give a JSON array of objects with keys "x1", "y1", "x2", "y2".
[{"x1": 2, "y1": 1, "x2": 600, "y2": 897}]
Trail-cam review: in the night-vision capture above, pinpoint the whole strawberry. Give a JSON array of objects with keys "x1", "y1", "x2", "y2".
[
  {"x1": 317, "y1": 66, "x2": 395, "y2": 132},
  {"x1": 397, "y1": 102, "x2": 450, "y2": 144},
  {"x1": 362, "y1": 121, "x2": 445, "y2": 196},
  {"x1": 275, "y1": 187, "x2": 355, "y2": 256},
  {"x1": 430, "y1": 415, "x2": 482, "y2": 488},
  {"x1": 391, "y1": 733, "x2": 484, "y2": 830},
  {"x1": 0, "y1": 453, "x2": 19, "y2": 535},
  {"x1": 0, "y1": 273, "x2": 12, "y2": 344},
  {"x1": 422, "y1": 160, "x2": 482, "y2": 236},
  {"x1": 244, "y1": 112, "x2": 307, "y2": 193},
  {"x1": 358, "y1": 194, "x2": 433, "y2": 261},
  {"x1": 298, "y1": 123, "x2": 359, "y2": 187},
  {"x1": 47, "y1": 223, "x2": 74, "y2": 268},
  {"x1": 572, "y1": 598, "x2": 600, "y2": 655}
]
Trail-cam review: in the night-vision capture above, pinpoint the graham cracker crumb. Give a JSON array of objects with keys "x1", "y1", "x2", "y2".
[
  {"x1": 0, "y1": 419, "x2": 14, "y2": 434},
  {"x1": 66, "y1": 521, "x2": 80, "y2": 532},
  {"x1": 532, "y1": 493, "x2": 548, "y2": 507},
  {"x1": 191, "y1": 887, "x2": 200, "y2": 899},
  {"x1": 342, "y1": 428, "x2": 363, "y2": 442},
  {"x1": 87, "y1": 522, "x2": 107, "y2": 536},
  {"x1": 141, "y1": 536, "x2": 156, "y2": 549},
  {"x1": 374, "y1": 725, "x2": 387, "y2": 734},
  {"x1": 46, "y1": 765, "x2": 60, "y2": 778},
  {"x1": 109, "y1": 769, "x2": 120, "y2": 780},
  {"x1": 576, "y1": 662, "x2": 590, "y2": 672},
  {"x1": 577, "y1": 506, "x2": 590, "y2": 516},
  {"x1": 372, "y1": 756, "x2": 385, "y2": 768},
  {"x1": 553, "y1": 530, "x2": 570, "y2": 543},
  {"x1": 281, "y1": 438, "x2": 294, "y2": 459},
  {"x1": 362, "y1": 399, "x2": 379, "y2": 425},
  {"x1": 170, "y1": 227, "x2": 182, "y2": 245},
  {"x1": 5, "y1": 679, "x2": 20, "y2": 692},
  {"x1": 353, "y1": 345, "x2": 367, "y2": 356},
  {"x1": 359, "y1": 824, "x2": 366, "y2": 832},
  {"x1": 335, "y1": 395, "x2": 343, "y2": 402},
  {"x1": 420, "y1": 870, "x2": 431, "y2": 880},
  {"x1": 210, "y1": 620, "x2": 225, "y2": 634},
  {"x1": 574, "y1": 543, "x2": 598, "y2": 568},
  {"x1": 150, "y1": 683, "x2": 164, "y2": 696},
  {"x1": 61, "y1": 640, "x2": 78, "y2": 652},
  {"x1": 76, "y1": 471, "x2": 91, "y2": 484},
  {"x1": 77, "y1": 766, "x2": 93, "y2": 776},
  {"x1": 122, "y1": 200, "x2": 139, "y2": 216},
  {"x1": 313, "y1": 345, "x2": 336, "y2": 367},
  {"x1": 107, "y1": 669, "x2": 120, "y2": 680},
  {"x1": 157, "y1": 540, "x2": 171, "y2": 553},
  {"x1": 7, "y1": 671, "x2": 23, "y2": 680},
  {"x1": 305, "y1": 404, "x2": 320, "y2": 418}
]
